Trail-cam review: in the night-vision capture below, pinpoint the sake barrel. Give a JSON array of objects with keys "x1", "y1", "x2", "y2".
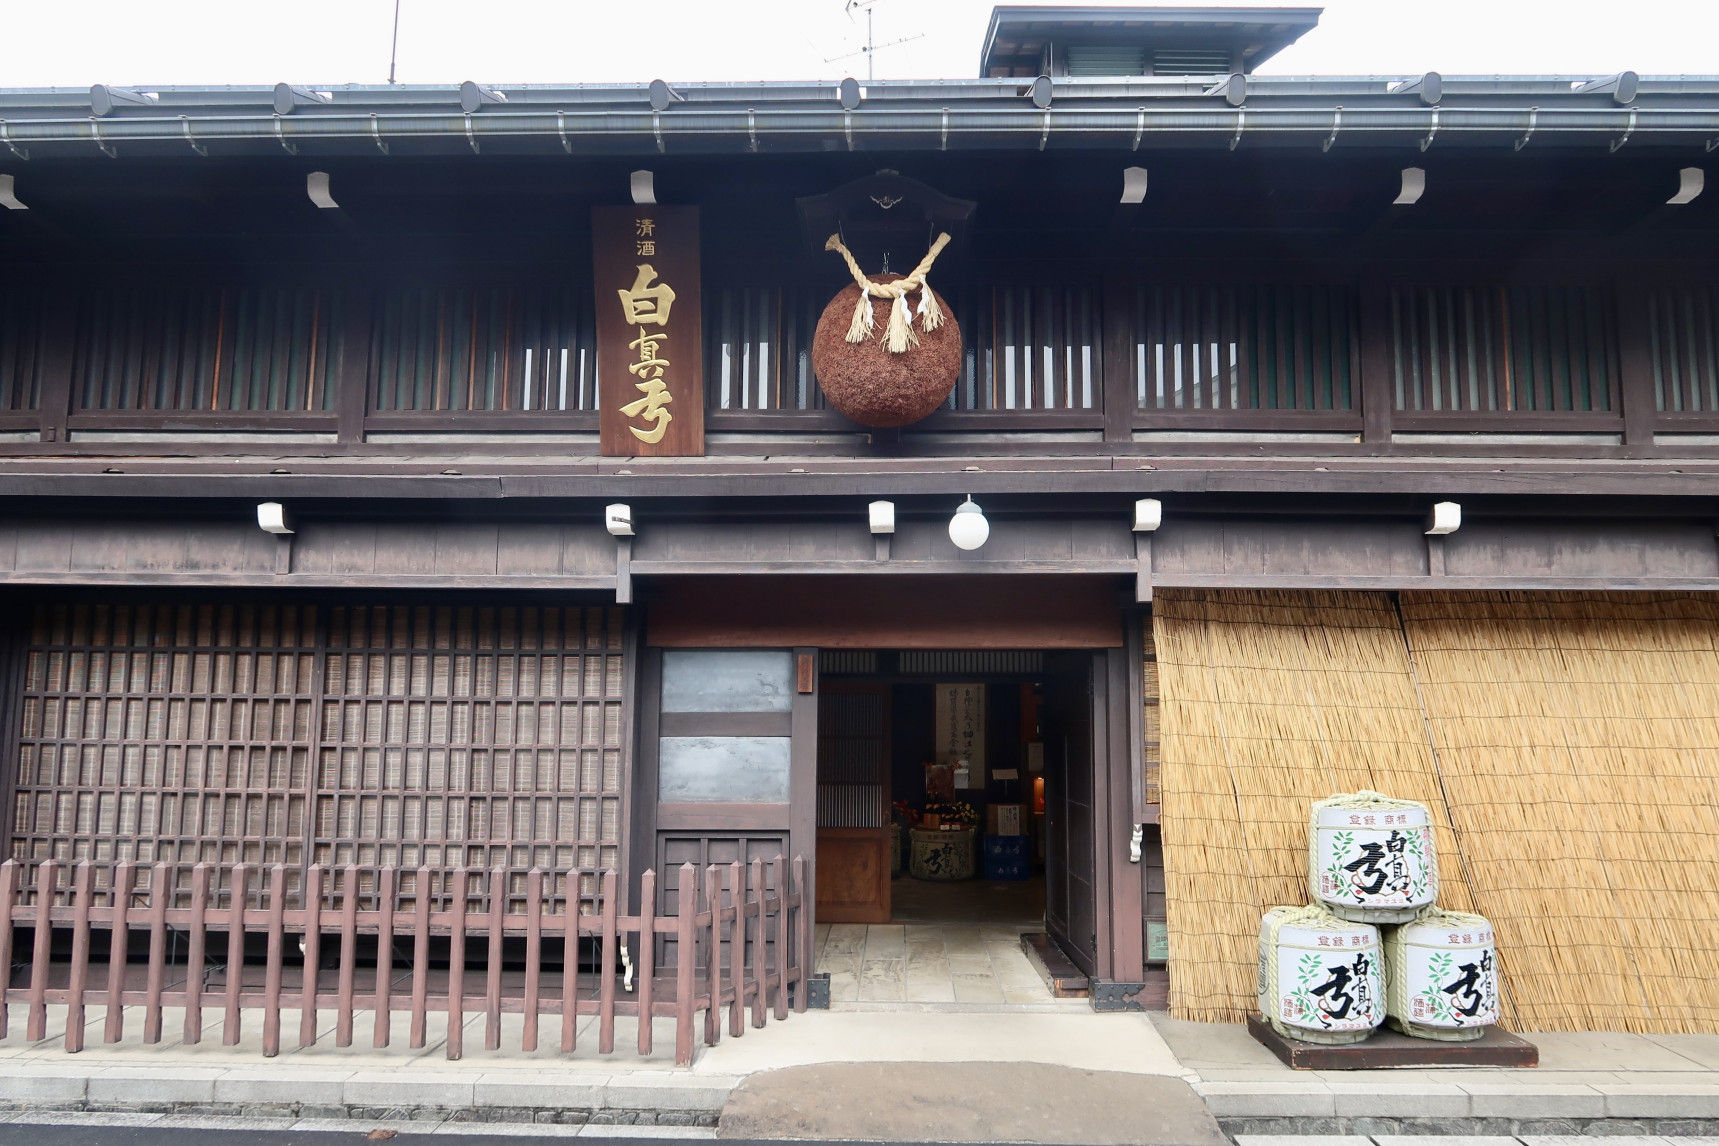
[
  {"x1": 1309, "y1": 791, "x2": 1438, "y2": 923},
  {"x1": 1385, "y1": 908, "x2": 1499, "y2": 1041},
  {"x1": 1257, "y1": 905, "x2": 1384, "y2": 1045}
]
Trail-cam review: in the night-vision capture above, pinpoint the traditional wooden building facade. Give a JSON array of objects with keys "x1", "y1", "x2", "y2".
[{"x1": 0, "y1": 6, "x2": 1717, "y2": 1043}]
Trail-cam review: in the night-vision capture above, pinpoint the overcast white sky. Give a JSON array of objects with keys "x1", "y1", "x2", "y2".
[{"x1": 2, "y1": 0, "x2": 1717, "y2": 89}]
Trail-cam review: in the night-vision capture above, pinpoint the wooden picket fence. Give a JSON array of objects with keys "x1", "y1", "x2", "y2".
[{"x1": 0, "y1": 855, "x2": 809, "y2": 1066}]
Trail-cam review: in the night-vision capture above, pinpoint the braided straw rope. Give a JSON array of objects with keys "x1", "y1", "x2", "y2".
[{"x1": 824, "y1": 231, "x2": 953, "y2": 353}]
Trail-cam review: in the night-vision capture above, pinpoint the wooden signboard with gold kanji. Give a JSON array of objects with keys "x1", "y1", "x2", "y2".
[{"x1": 593, "y1": 204, "x2": 704, "y2": 456}]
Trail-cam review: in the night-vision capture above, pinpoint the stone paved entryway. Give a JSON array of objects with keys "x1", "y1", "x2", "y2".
[{"x1": 813, "y1": 923, "x2": 1078, "y2": 1009}]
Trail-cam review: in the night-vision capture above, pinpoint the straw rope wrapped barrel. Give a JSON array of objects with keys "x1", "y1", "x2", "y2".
[
  {"x1": 1385, "y1": 906, "x2": 1499, "y2": 1041},
  {"x1": 1258, "y1": 904, "x2": 1384, "y2": 1044},
  {"x1": 1310, "y1": 790, "x2": 1439, "y2": 923}
]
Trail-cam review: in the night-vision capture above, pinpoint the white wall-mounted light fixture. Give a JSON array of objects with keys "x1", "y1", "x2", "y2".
[
  {"x1": 1425, "y1": 501, "x2": 1461, "y2": 535},
  {"x1": 1133, "y1": 497, "x2": 1163, "y2": 533},
  {"x1": 306, "y1": 171, "x2": 338, "y2": 209},
  {"x1": 605, "y1": 503, "x2": 635, "y2": 537},
  {"x1": 0, "y1": 174, "x2": 25, "y2": 211},
  {"x1": 1395, "y1": 166, "x2": 1426, "y2": 206},
  {"x1": 868, "y1": 500, "x2": 895, "y2": 534},
  {"x1": 256, "y1": 502, "x2": 293, "y2": 535},
  {"x1": 948, "y1": 497, "x2": 989, "y2": 551},
  {"x1": 1670, "y1": 167, "x2": 1705, "y2": 205},
  {"x1": 630, "y1": 170, "x2": 656, "y2": 205},
  {"x1": 1120, "y1": 166, "x2": 1149, "y2": 204}
]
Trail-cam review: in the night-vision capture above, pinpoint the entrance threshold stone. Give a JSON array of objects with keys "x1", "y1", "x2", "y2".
[
  {"x1": 1247, "y1": 1014, "x2": 1540, "y2": 1070},
  {"x1": 1021, "y1": 932, "x2": 1090, "y2": 998}
]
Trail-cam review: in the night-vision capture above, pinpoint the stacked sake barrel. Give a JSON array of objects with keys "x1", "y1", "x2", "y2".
[{"x1": 1258, "y1": 790, "x2": 1499, "y2": 1044}]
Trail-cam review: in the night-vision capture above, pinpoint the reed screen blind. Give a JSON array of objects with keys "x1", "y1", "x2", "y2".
[
  {"x1": 0, "y1": 291, "x2": 42, "y2": 411},
  {"x1": 1391, "y1": 285, "x2": 1618, "y2": 414},
  {"x1": 372, "y1": 286, "x2": 597, "y2": 413},
  {"x1": 73, "y1": 287, "x2": 340, "y2": 412},
  {"x1": 1133, "y1": 285, "x2": 1356, "y2": 412},
  {"x1": 1649, "y1": 286, "x2": 1719, "y2": 413},
  {"x1": 11, "y1": 600, "x2": 628, "y2": 911}
]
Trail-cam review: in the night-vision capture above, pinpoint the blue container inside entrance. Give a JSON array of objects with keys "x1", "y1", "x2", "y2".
[{"x1": 981, "y1": 834, "x2": 1031, "y2": 881}]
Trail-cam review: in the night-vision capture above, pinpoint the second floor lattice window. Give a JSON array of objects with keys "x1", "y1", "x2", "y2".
[
  {"x1": 1133, "y1": 284, "x2": 1356, "y2": 412},
  {"x1": 73, "y1": 287, "x2": 340, "y2": 412},
  {"x1": 705, "y1": 282, "x2": 1100, "y2": 415},
  {"x1": 372, "y1": 286, "x2": 596, "y2": 413},
  {"x1": 706, "y1": 286, "x2": 822, "y2": 412},
  {"x1": 1649, "y1": 286, "x2": 1719, "y2": 413},
  {"x1": 1392, "y1": 285, "x2": 1617, "y2": 414},
  {"x1": 957, "y1": 284, "x2": 1100, "y2": 411},
  {"x1": 0, "y1": 291, "x2": 42, "y2": 411}
]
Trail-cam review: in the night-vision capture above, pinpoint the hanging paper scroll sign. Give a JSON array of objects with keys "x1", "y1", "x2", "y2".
[{"x1": 812, "y1": 230, "x2": 962, "y2": 428}]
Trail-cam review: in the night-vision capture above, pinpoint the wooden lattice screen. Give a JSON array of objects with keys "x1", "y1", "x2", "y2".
[{"x1": 9, "y1": 601, "x2": 628, "y2": 910}]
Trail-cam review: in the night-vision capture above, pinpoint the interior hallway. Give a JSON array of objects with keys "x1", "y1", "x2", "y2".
[{"x1": 813, "y1": 875, "x2": 1075, "y2": 1009}]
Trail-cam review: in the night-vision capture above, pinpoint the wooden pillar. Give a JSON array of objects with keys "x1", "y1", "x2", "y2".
[
  {"x1": 336, "y1": 289, "x2": 373, "y2": 445},
  {"x1": 1102, "y1": 644, "x2": 1145, "y2": 989},
  {"x1": 1616, "y1": 278, "x2": 1658, "y2": 454},
  {"x1": 1356, "y1": 283, "x2": 1395, "y2": 446},
  {"x1": 788, "y1": 647, "x2": 819, "y2": 919},
  {"x1": 1101, "y1": 274, "x2": 1136, "y2": 444},
  {"x1": 35, "y1": 290, "x2": 76, "y2": 445}
]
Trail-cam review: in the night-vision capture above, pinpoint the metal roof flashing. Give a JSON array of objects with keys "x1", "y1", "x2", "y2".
[{"x1": 0, "y1": 73, "x2": 1717, "y2": 159}]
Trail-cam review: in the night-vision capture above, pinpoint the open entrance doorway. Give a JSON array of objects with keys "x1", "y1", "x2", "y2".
[{"x1": 812, "y1": 650, "x2": 1099, "y2": 1005}]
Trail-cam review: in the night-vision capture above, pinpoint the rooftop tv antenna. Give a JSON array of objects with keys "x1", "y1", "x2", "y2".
[
  {"x1": 388, "y1": 0, "x2": 402, "y2": 84},
  {"x1": 824, "y1": 0, "x2": 924, "y2": 82}
]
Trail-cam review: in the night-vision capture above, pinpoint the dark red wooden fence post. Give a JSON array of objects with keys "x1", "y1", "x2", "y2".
[
  {"x1": 374, "y1": 865, "x2": 396, "y2": 1049},
  {"x1": 446, "y1": 867, "x2": 468, "y2": 1061},
  {"x1": 222, "y1": 863, "x2": 248, "y2": 1046},
  {"x1": 65, "y1": 861, "x2": 94, "y2": 1052},
  {"x1": 599, "y1": 869, "x2": 618, "y2": 1054},
  {"x1": 263, "y1": 864, "x2": 286, "y2": 1057},
  {"x1": 104, "y1": 860, "x2": 134, "y2": 1044},
  {"x1": 27, "y1": 858, "x2": 57, "y2": 1042},
  {"x1": 299, "y1": 863, "x2": 323, "y2": 1048},
  {"x1": 637, "y1": 869, "x2": 656, "y2": 1056}
]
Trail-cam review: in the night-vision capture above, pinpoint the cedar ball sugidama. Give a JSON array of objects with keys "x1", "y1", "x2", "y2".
[{"x1": 811, "y1": 274, "x2": 961, "y2": 428}]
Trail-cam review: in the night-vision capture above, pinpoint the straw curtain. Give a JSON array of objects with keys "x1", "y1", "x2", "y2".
[{"x1": 1157, "y1": 588, "x2": 1719, "y2": 1035}]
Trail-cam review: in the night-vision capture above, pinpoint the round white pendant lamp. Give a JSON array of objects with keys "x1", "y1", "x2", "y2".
[{"x1": 948, "y1": 496, "x2": 990, "y2": 551}]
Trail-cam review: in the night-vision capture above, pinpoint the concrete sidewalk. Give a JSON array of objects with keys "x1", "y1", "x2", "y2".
[
  {"x1": 4, "y1": 1000, "x2": 1719, "y2": 1141},
  {"x1": 0, "y1": 1002, "x2": 1181, "y2": 1131},
  {"x1": 1155, "y1": 1014, "x2": 1719, "y2": 1138}
]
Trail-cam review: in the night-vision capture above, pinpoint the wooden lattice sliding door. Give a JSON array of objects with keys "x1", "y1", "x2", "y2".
[
  {"x1": 6, "y1": 599, "x2": 630, "y2": 909},
  {"x1": 11, "y1": 601, "x2": 318, "y2": 900},
  {"x1": 317, "y1": 603, "x2": 627, "y2": 913}
]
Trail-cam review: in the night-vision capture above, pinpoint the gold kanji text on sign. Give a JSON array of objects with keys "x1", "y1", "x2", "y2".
[{"x1": 616, "y1": 260, "x2": 677, "y2": 443}]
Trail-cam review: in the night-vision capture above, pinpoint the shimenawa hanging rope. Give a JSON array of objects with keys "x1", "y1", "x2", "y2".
[{"x1": 824, "y1": 231, "x2": 952, "y2": 353}]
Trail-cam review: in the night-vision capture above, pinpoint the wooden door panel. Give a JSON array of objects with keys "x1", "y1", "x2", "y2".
[
  {"x1": 815, "y1": 827, "x2": 890, "y2": 923},
  {"x1": 815, "y1": 683, "x2": 891, "y2": 925},
  {"x1": 1042, "y1": 657, "x2": 1099, "y2": 976}
]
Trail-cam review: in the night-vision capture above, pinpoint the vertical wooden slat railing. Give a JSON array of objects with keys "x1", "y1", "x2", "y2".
[{"x1": 0, "y1": 855, "x2": 808, "y2": 1067}]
